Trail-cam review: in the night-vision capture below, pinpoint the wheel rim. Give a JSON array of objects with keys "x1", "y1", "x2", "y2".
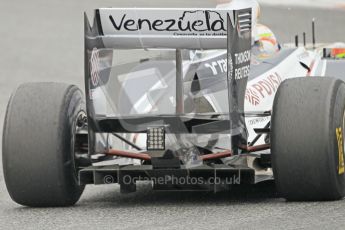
[{"x1": 72, "y1": 111, "x2": 89, "y2": 177}]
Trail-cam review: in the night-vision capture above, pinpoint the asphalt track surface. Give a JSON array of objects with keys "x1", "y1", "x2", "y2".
[{"x1": 1, "y1": 1, "x2": 345, "y2": 229}]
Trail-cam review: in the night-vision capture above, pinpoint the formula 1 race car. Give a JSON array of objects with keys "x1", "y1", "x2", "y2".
[{"x1": 3, "y1": 5, "x2": 345, "y2": 207}]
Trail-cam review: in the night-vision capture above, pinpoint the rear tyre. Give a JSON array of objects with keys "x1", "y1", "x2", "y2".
[
  {"x1": 2, "y1": 82, "x2": 86, "y2": 207},
  {"x1": 272, "y1": 77, "x2": 345, "y2": 201}
]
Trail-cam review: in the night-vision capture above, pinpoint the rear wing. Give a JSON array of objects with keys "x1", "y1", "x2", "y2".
[
  {"x1": 85, "y1": 8, "x2": 252, "y2": 49},
  {"x1": 84, "y1": 7, "x2": 252, "y2": 154}
]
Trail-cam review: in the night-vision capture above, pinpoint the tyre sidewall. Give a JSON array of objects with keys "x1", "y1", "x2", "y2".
[{"x1": 328, "y1": 81, "x2": 345, "y2": 198}]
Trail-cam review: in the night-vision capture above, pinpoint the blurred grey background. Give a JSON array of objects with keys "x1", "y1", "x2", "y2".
[{"x1": 0, "y1": 0, "x2": 345, "y2": 229}]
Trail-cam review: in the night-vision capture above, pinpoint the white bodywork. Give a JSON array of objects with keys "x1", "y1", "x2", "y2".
[{"x1": 128, "y1": 47, "x2": 323, "y2": 150}]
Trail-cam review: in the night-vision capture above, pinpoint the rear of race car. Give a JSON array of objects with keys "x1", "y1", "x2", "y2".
[
  {"x1": 5, "y1": 5, "x2": 345, "y2": 207},
  {"x1": 81, "y1": 7, "x2": 262, "y2": 192}
]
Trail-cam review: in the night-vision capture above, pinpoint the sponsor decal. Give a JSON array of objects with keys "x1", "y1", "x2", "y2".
[
  {"x1": 202, "y1": 50, "x2": 251, "y2": 78},
  {"x1": 336, "y1": 127, "x2": 345, "y2": 175},
  {"x1": 245, "y1": 88, "x2": 261, "y2": 106},
  {"x1": 247, "y1": 116, "x2": 270, "y2": 126},
  {"x1": 245, "y1": 72, "x2": 282, "y2": 106},
  {"x1": 109, "y1": 10, "x2": 226, "y2": 36},
  {"x1": 90, "y1": 48, "x2": 100, "y2": 87},
  {"x1": 204, "y1": 58, "x2": 227, "y2": 75},
  {"x1": 233, "y1": 50, "x2": 251, "y2": 80}
]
